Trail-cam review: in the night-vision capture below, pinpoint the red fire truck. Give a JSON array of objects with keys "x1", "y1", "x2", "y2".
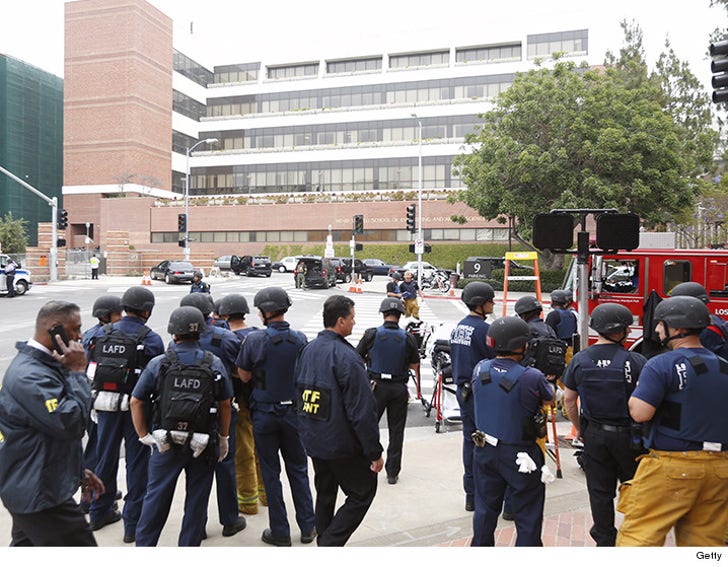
[{"x1": 563, "y1": 248, "x2": 728, "y2": 348}]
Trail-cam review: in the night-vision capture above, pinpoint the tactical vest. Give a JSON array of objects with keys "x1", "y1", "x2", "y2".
[
  {"x1": 577, "y1": 348, "x2": 632, "y2": 423},
  {"x1": 522, "y1": 337, "x2": 568, "y2": 378},
  {"x1": 450, "y1": 316, "x2": 491, "y2": 385},
  {"x1": 367, "y1": 326, "x2": 409, "y2": 379},
  {"x1": 89, "y1": 324, "x2": 151, "y2": 395},
  {"x1": 154, "y1": 349, "x2": 219, "y2": 440},
  {"x1": 649, "y1": 351, "x2": 728, "y2": 449},
  {"x1": 554, "y1": 307, "x2": 577, "y2": 340},
  {"x1": 252, "y1": 326, "x2": 304, "y2": 404},
  {"x1": 473, "y1": 360, "x2": 533, "y2": 444}
]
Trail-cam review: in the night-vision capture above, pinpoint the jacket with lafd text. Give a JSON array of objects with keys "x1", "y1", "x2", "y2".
[
  {"x1": 0, "y1": 342, "x2": 93, "y2": 513},
  {"x1": 294, "y1": 330, "x2": 383, "y2": 461}
]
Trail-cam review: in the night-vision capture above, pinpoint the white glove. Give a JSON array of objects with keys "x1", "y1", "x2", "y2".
[
  {"x1": 515, "y1": 452, "x2": 537, "y2": 473},
  {"x1": 218, "y1": 435, "x2": 229, "y2": 462},
  {"x1": 541, "y1": 464, "x2": 556, "y2": 484},
  {"x1": 554, "y1": 387, "x2": 564, "y2": 403},
  {"x1": 138, "y1": 433, "x2": 157, "y2": 449}
]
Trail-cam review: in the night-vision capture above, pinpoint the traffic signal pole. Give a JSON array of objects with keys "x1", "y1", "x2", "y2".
[{"x1": 0, "y1": 164, "x2": 58, "y2": 282}]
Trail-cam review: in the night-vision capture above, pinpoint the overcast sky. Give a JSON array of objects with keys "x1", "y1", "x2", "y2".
[{"x1": 0, "y1": 0, "x2": 723, "y2": 94}]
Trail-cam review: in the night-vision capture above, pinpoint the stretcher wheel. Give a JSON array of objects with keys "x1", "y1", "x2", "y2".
[{"x1": 435, "y1": 421, "x2": 442, "y2": 433}]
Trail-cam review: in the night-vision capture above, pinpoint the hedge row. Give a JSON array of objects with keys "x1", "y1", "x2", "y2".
[{"x1": 457, "y1": 267, "x2": 568, "y2": 293}]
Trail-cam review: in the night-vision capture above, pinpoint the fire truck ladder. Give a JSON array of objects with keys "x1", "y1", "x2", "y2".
[{"x1": 501, "y1": 251, "x2": 542, "y2": 317}]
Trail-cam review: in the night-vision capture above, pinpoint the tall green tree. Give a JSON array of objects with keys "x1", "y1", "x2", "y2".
[
  {"x1": 0, "y1": 212, "x2": 28, "y2": 254},
  {"x1": 453, "y1": 22, "x2": 719, "y2": 262}
]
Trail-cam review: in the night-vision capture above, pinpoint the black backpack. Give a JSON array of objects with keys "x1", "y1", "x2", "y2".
[
  {"x1": 89, "y1": 324, "x2": 151, "y2": 395},
  {"x1": 153, "y1": 349, "x2": 219, "y2": 439},
  {"x1": 525, "y1": 336, "x2": 567, "y2": 378}
]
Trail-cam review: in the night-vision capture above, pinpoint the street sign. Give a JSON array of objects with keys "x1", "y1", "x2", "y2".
[{"x1": 415, "y1": 239, "x2": 424, "y2": 254}]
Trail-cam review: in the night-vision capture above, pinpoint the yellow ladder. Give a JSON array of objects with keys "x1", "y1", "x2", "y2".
[{"x1": 501, "y1": 251, "x2": 542, "y2": 317}]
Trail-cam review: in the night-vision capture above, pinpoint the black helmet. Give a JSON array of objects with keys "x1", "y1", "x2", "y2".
[
  {"x1": 254, "y1": 287, "x2": 291, "y2": 313},
  {"x1": 92, "y1": 295, "x2": 123, "y2": 319},
  {"x1": 550, "y1": 289, "x2": 569, "y2": 306},
  {"x1": 167, "y1": 306, "x2": 206, "y2": 336},
  {"x1": 487, "y1": 317, "x2": 530, "y2": 353},
  {"x1": 122, "y1": 286, "x2": 155, "y2": 312},
  {"x1": 653, "y1": 296, "x2": 710, "y2": 330},
  {"x1": 669, "y1": 282, "x2": 710, "y2": 304},
  {"x1": 514, "y1": 295, "x2": 542, "y2": 317},
  {"x1": 180, "y1": 293, "x2": 214, "y2": 317},
  {"x1": 589, "y1": 303, "x2": 634, "y2": 335},
  {"x1": 379, "y1": 297, "x2": 405, "y2": 315},
  {"x1": 391, "y1": 272, "x2": 401, "y2": 281},
  {"x1": 217, "y1": 293, "x2": 250, "y2": 316},
  {"x1": 193, "y1": 270, "x2": 203, "y2": 279},
  {"x1": 462, "y1": 282, "x2": 495, "y2": 308}
]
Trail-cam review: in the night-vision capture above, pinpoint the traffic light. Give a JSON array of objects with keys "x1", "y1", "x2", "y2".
[
  {"x1": 353, "y1": 214, "x2": 364, "y2": 234},
  {"x1": 178, "y1": 213, "x2": 187, "y2": 233},
  {"x1": 406, "y1": 204, "x2": 416, "y2": 233},
  {"x1": 56, "y1": 237, "x2": 66, "y2": 248},
  {"x1": 57, "y1": 208, "x2": 68, "y2": 230},
  {"x1": 710, "y1": 40, "x2": 728, "y2": 104}
]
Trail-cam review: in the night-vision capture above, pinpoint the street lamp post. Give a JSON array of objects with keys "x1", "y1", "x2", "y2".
[
  {"x1": 411, "y1": 114, "x2": 423, "y2": 289},
  {"x1": 184, "y1": 138, "x2": 219, "y2": 262}
]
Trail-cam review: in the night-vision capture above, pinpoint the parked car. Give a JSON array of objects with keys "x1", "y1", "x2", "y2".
[
  {"x1": 233, "y1": 255, "x2": 272, "y2": 277},
  {"x1": 294, "y1": 257, "x2": 336, "y2": 289},
  {"x1": 388, "y1": 261, "x2": 444, "y2": 281},
  {"x1": 342, "y1": 258, "x2": 374, "y2": 282},
  {"x1": 0, "y1": 254, "x2": 32, "y2": 296},
  {"x1": 213, "y1": 255, "x2": 235, "y2": 271},
  {"x1": 272, "y1": 255, "x2": 311, "y2": 273},
  {"x1": 362, "y1": 258, "x2": 394, "y2": 276},
  {"x1": 150, "y1": 260, "x2": 196, "y2": 284}
]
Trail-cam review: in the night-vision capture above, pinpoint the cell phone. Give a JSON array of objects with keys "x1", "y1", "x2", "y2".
[{"x1": 48, "y1": 324, "x2": 71, "y2": 354}]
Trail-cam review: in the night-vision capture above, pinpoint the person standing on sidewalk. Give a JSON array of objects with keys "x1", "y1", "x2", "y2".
[
  {"x1": 179, "y1": 293, "x2": 247, "y2": 539},
  {"x1": 3, "y1": 256, "x2": 18, "y2": 298},
  {"x1": 295, "y1": 295, "x2": 384, "y2": 546},
  {"x1": 131, "y1": 306, "x2": 232, "y2": 546},
  {"x1": 89, "y1": 255, "x2": 100, "y2": 280},
  {"x1": 0, "y1": 300, "x2": 104, "y2": 546},
  {"x1": 449, "y1": 282, "x2": 496, "y2": 512},
  {"x1": 237, "y1": 287, "x2": 316, "y2": 547},
  {"x1": 471, "y1": 316, "x2": 554, "y2": 547},
  {"x1": 356, "y1": 297, "x2": 420, "y2": 485},
  {"x1": 87, "y1": 286, "x2": 164, "y2": 543},
  {"x1": 617, "y1": 296, "x2": 728, "y2": 547},
  {"x1": 562, "y1": 303, "x2": 647, "y2": 546},
  {"x1": 217, "y1": 294, "x2": 267, "y2": 516}
]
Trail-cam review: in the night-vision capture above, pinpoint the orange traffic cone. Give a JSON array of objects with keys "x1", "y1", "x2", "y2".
[
  {"x1": 356, "y1": 275, "x2": 363, "y2": 293},
  {"x1": 141, "y1": 273, "x2": 152, "y2": 285},
  {"x1": 348, "y1": 276, "x2": 358, "y2": 293}
]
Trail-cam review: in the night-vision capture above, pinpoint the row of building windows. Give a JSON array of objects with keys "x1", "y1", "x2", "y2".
[
  {"x1": 151, "y1": 226, "x2": 510, "y2": 245},
  {"x1": 267, "y1": 63, "x2": 319, "y2": 80},
  {"x1": 196, "y1": 115, "x2": 480, "y2": 152},
  {"x1": 327, "y1": 57, "x2": 382, "y2": 75},
  {"x1": 527, "y1": 30, "x2": 588, "y2": 59},
  {"x1": 214, "y1": 62, "x2": 260, "y2": 84},
  {"x1": 456, "y1": 44, "x2": 521, "y2": 64},
  {"x1": 171, "y1": 157, "x2": 460, "y2": 195},
  {"x1": 196, "y1": 31, "x2": 586, "y2": 86},
  {"x1": 206, "y1": 74, "x2": 513, "y2": 117},
  {"x1": 173, "y1": 50, "x2": 213, "y2": 87},
  {"x1": 173, "y1": 89, "x2": 207, "y2": 122}
]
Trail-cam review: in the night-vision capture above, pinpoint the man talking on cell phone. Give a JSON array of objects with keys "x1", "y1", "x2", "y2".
[{"x1": 0, "y1": 300, "x2": 104, "y2": 546}]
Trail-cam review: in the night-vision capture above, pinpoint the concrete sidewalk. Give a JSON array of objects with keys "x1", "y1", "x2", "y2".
[{"x1": 78, "y1": 413, "x2": 598, "y2": 548}]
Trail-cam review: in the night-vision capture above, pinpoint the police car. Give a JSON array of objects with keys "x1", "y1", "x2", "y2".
[{"x1": 0, "y1": 254, "x2": 32, "y2": 296}]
